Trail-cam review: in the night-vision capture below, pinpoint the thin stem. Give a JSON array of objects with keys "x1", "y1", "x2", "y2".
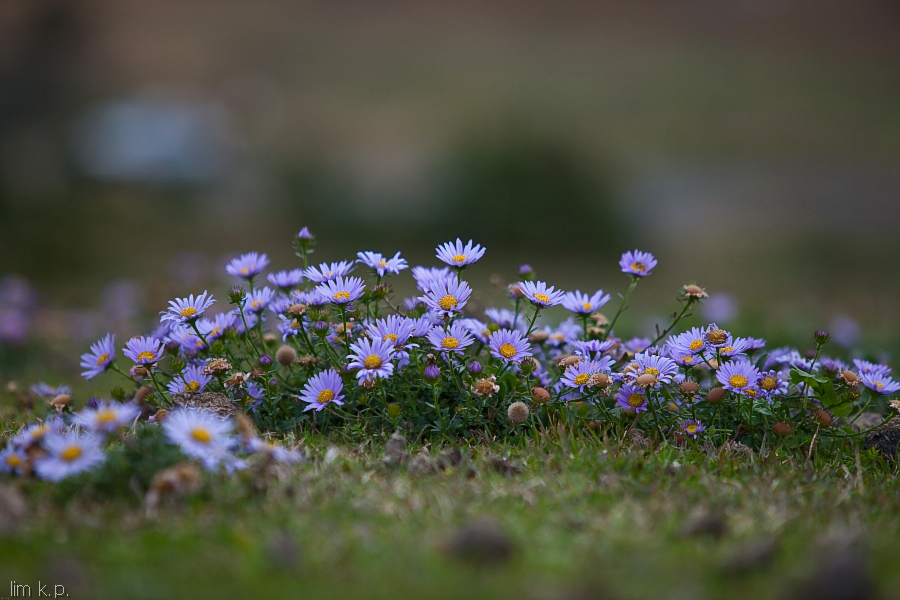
[{"x1": 601, "y1": 277, "x2": 639, "y2": 342}]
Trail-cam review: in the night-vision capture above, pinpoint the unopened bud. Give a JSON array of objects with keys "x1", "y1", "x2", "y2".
[
  {"x1": 814, "y1": 409, "x2": 833, "y2": 428},
  {"x1": 520, "y1": 357, "x2": 538, "y2": 374},
  {"x1": 773, "y1": 422, "x2": 792, "y2": 437},
  {"x1": 706, "y1": 387, "x2": 726, "y2": 403},
  {"x1": 467, "y1": 361, "x2": 483, "y2": 375},
  {"x1": 679, "y1": 381, "x2": 700, "y2": 394},
  {"x1": 275, "y1": 345, "x2": 298, "y2": 367},
  {"x1": 531, "y1": 386, "x2": 551, "y2": 403},
  {"x1": 814, "y1": 329, "x2": 830, "y2": 345}
]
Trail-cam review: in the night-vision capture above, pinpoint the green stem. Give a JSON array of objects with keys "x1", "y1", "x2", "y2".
[{"x1": 601, "y1": 277, "x2": 639, "y2": 342}]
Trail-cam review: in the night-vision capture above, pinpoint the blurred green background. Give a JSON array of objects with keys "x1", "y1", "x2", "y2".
[{"x1": 1, "y1": 0, "x2": 899, "y2": 369}]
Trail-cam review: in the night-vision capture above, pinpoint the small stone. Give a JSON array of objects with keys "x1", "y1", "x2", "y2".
[
  {"x1": 443, "y1": 519, "x2": 516, "y2": 565},
  {"x1": 173, "y1": 392, "x2": 239, "y2": 419},
  {"x1": 864, "y1": 416, "x2": 900, "y2": 460},
  {"x1": 383, "y1": 431, "x2": 408, "y2": 466},
  {"x1": 487, "y1": 455, "x2": 522, "y2": 476}
]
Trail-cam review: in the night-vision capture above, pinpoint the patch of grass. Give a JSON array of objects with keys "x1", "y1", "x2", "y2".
[{"x1": 2, "y1": 427, "x2": 899, "y2": 600}]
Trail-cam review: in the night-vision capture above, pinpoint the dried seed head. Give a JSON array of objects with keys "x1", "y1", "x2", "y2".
[
  {"x1": 679, "y1": 381, "x2": 700, "y2": 394},
  {"x1": 529, "y1": 330, "x2": 549, "y2": 342},
  {"x1": 586, "y1": 326, "x2": 604, "y2": 338},
  {"x1": 131, "y1": 366, "x2": 148, "y2": 378},
  {"x1": 50, "y1": 394, "x2": 71, "y2": 410},
  {"x1": 667, "y1": 402, "x2": 680, "y2": 413},
  {"x1": 558, "y1": 355, "x2": 582, "y2": 369},
  {"x1": 520, "y1": 357, "x2": 538, "y2": 374},
  {"x1": 360, "y1": 377, "x2": 376, "y2": 390},
  {"x1": 841, "y1": 370, "x2": 859, "y2": 385},
  {"x1": 263, "y1": 333, "x2": 277, "y2": 344},
  {"x1": 275, "y1": 345, "x2": 298, "y2": 367},
  {"x1": 204, "y1": 358, "x2": 232, "y2": 374},
  {"x1": 706, "y1": 328, "x2": 728, "y2": 346},
  {"x1": 773, "y1": 422, "x2": 792, "y2": 437},
  {"x1": 814, "y1": 409, "x2": 833, "y2": 428},
  {"x1": 706, "y1": 387, "x2": 726, "y2": 403},
  {"x1": 683, "y1": 284, "x2": 709, "y2": 299},
  {"x1": 590, "y1": 313, "x2": 609, "y2": 325},
  {"x1": 635, "y1": 373, "x2": 658, "y2": 388},
  {"x1": 473, "y1": 376, "x2": 500, "y2": 397},
  {"x1": 590, "y1": 373, "x2": 610, "y2": 388},
  {"x1": 153, "y1": 408, "x2": 169, "y2": 422},
  {"x1": 507, "y1": 401, "x2": 530, "y2": 424},
  {"x1": 287, "y1": 303, "x2": 308, "y2": 317},
  {"x1": 531, "y1": 386, "x2": 551, "y2": 403},
  {"x1": 297, "y1": 354, "x2": 319, "y2": 368}
]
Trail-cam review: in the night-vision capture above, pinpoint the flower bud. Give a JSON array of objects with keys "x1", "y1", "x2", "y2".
[
  {"x1": 840, "y1": 370, "x2": 859, "y2": 385},
  {"x1": 706, "y1": 387, "x2": 726, "y2": 403},
  {"x1": 275, "y1": 345, "x2": 298, "y2": 367},
  {"x1": 679, "y1": 381, "x2": 700, "y2": 394},
  {"x1": 520, "y1": 357, "x2": 538, "y2": 375},
  {"x1": 424, "y1": 364, "x2": 441, "y2": 381},
  {"x1": 518, "y1": 264, "x2": 535, "y2": 279},
  {"x1": 814, "y1": 329, "x2": 830, "y2": 345},
  {"x1": 531, "y1": 386, "x2": 551, "y2": 403},
  {"x1": 773, "y1": 422, "x2": 792, "y2": 437},
  {"x1": 228, "y1": 286, "x2": 246, "y2": 304},
  {"x1": 635, "y1": 373, "x2": 657, "y2": 388},
  {"x1": 814, "y1": 409, "x2": 833, "y2": 428},
  {"x1": 467, "y1": 361, "x2": 483, "y2": 375},
  {"x1": 313, "y1": 321, "x2": 329, "y2": 335},
  {"x1": 386, "y1": 404, "x2": 402, "y2": 419},
  {"x1": 682, "y1": 284, "x2": 709, "y2": 299},
  {"x1": 258, "y1": 354, "x2": 273, "y2": 368},
  {"x1": 87, "y1": 397, "x2": 100, "y2": 409},
  {"x1": 507, "y1": 401, "x2": 530, "y2": 424},
  {"x1": 297, "y1": 226, "x2": 313, "y2": 240}
]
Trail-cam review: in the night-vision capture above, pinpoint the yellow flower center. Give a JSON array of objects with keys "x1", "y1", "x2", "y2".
[
  {"x1": 627, "y1": 393, "x2": 645, "y2": 408},
  {"x1": 378, "y1": 259, "x2": 388, "y2": 267},
  {"x1": 875, "y1": 381, "x2": 884, "y2": 389},
  {"x1": 187, "y1": 381, "x2": 200, "y2": 391},
  {"x1": 729, "y1": 375, "x2": 748, "y2": 388},
  {"x1": 251, "y1": 300, "x2": 263, "y2": 310},
  {"x1": 746, "y1": 388, "x2": 758, "y2": 397},
  {"x1": 631, "y1": 262, "x2": 646, "y2": 272},
  {"x1": 6, "y1": 455, "x2": 21, "y2": 468},
  {"x1": 685, "y1": 424, "x2": 699, "y2": 435},
  {"x1": 191, "y1": 428, "x2": 211, "y2": 444},
  {"x1": 60, "y1": 446, "x2": 83, "y2": 462},
  {"x1": 333, "y1": 291, "x2": 351, "y2": 301},
  {"x1": 317, "y1": 389, "x2": 335, "y2": 404},
  {"x1": 240, "y1": 267, "x2": 249, "y2": 275},
  {"x1": 180, "y1": 306, "x2": 198, "y2": 318},
  {"x1": 96, "y1": 353, "x2": 110, "y2": 366},
  {"x1": 682, "y1": 356, "x2": 694, "y2": 364},
  {"x1": 760, "y1": 375, "x2": 777, "y2": 391},
  {"x1": 720, "y1": 346, "x2": 734, "y2": 354},
  {"x1": 364, "y1": 355, "x2": 383, "y2": 369},
  {"x1": 382, "y1": 333, "x2": 398, "y2": 343},
  {"x1": 581, "y1": 303, "x2": 592, "y2": 311},
  {"x1": 442, "y1": 337, "x2": 459, "y2": 350},
  {"x1": 137, "y1": 350, "x2": 156, "y2": 362},
  {"x1": 452, "y1": 254, "x2": 467, "y2": 263},
  {"x1": 534, "y1": 293, "x2": 550, "y2": 303},
  {"x1": 574, "y1": 373, "x2": 590, "y2": 386},
  {"x1": 689, "y1": 339, "x2": 704, "y2": 351},
  {"x1": 498, "y1": 343, "x2": 517, "y2": 359},
  {"x1": 438, "y1": 295, "x2": 458, "y2": 310},
  {"x1": 644, "y1": 367, "x2": 660, "y2": 376},
  {"x1": 96, "y1": 410, "x2": 117, "y2": 424}
]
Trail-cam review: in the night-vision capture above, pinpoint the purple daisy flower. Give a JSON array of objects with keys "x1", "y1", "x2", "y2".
[
  {"x1": 168, "y1": 364, "x2": 213, "y2": 394},
  {"x1": 615, "y1": 383, "x2": 649, "y2": 412},
  {"x1": 420, "y1": 278, "x2": 472, "y2": 316},
  {"x1": 366, "y1": 315, "x2": 416, "y2": 349},
  {"x1": 625, "y1": 337, "x2": 652, "y2": 354},
  {"x1": 670, "y1": 327, "x2": 710, "y2": 355},
  {"x1": 347, "y1": 337, "x2": 396, "y2": 384},
  {"x1": 664, "y1": 340, "x2": 704, "y2": 368},
  {"x1": 572, "y1": 339, "x2": 615, "y2": 359},
  {"x1": 623, "y1": 353, "x2": 678, "y2": 385},
  {"x1": 411, "y1": 266, "x2": 453, "y2": 292},
  {"x1": 267, "y1": 269, "x2": 305, "y2": 292},
  {"x1": 460, "y1": 318, "x2": 492, "y2": 344},
  {"x1": 716, "y1": 359, "x2": 760, "y2": 395},
  {"x1": 745, "y1": 337, "x2": 767, "y2": 351},
  {"x1": 853, "y1": 359, "x2": 891, "y2": 378},
  {"x1": 436, "y1": 238, "x2": 486, "y2": 268},
  {"x1": 226, "y1": 252, "x2": 269, "y2": 279},
  {"x1": 426, "y1": 322, "x2": 475, "y2": 355},
  {"x1": 34, "y1": 431, "x2": 105, "y2": 481},
  {"x1": 680, "y1": 419, "x2": 706, "y2": 438},
  {"x1": 198, "y1": 312, "x2": 237, "y2": 342},
  {"x1": 160, "y1": 291, "x2": 215, "y2": 324},
  {"x1": 703, "y1": 323, "x2": 733, "y2": 349},
  {"x1": 303, "y1": 261, "x2": 355, "y2": 284},
  {"x1": 30, "y1": 382, "x2": 72, "y2": 398},
  {"x1": 561, "y1": 359, "x2": 614, "y2": 392},
  {"x1": 860, "y1": 372, "x2": 900, "y2": 395},
  {"x1": 73, "y1": 400, "x2": 141, "y2": 434},
  {"x1": 245, "y1": 286, "x2": 276, "y2": 314},
  {"x1": 299, "y1": 369, "x2": 346, "y2": 412},
  {"x1": 562, "y1": 289, "x2": 611, "y2": 315},
  {"x1": 162, "y1": 409, "x2": 237, "y2": 470},
  {"x1": 755, "y1": 370, "x2": 787, "y2": 398},
  {"x1": 80, "y1": 333, "x2": 116, "y2": 380},
  {"x1": 316, "y1": 276, "x2": 365, "y2": 305},
  {"x1": 619, "y1": 249, "x2": 657, "y2": 277},
  {"x1": 715, "y1": 337, "x2": 751, "y2": 359},
  {"x1": 484, "y1": 307, "x2": 524, "y2": 331},
  {"x1": 0, "y1": 445, "x2": 27, "y2": 475},
  {"x1": 123, "y1": 336, "x2": 165, "y2": 365},
  {"x1": 488, "y1": 329, "x2": 533, "y2": 363},
  {"x1": 518, "y1": 280, "x2": 566, "y2": 308},
  {"x1": 357, "y1": 251, "x2": 408, "y2": 277},
  {"x1": 167, "y1": 325, "x2": 206, "y2": 355}
]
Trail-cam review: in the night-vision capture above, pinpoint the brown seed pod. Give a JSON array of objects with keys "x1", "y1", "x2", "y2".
[
  {"x1": 706, "y1": 387, "x2": 726, "y2": 403},
  {"x1": 275, "y1": 345, "x2": 298, "y2": 367},
  {"x1": 773, "y1": 422, "x2": 792, "y2": 437},
  {"x1": 531, "y1": 386, "x2": 551, "y2": 403},
  {"x1": 507, "y1": 402, "x2": 530, "y2": 424}
]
